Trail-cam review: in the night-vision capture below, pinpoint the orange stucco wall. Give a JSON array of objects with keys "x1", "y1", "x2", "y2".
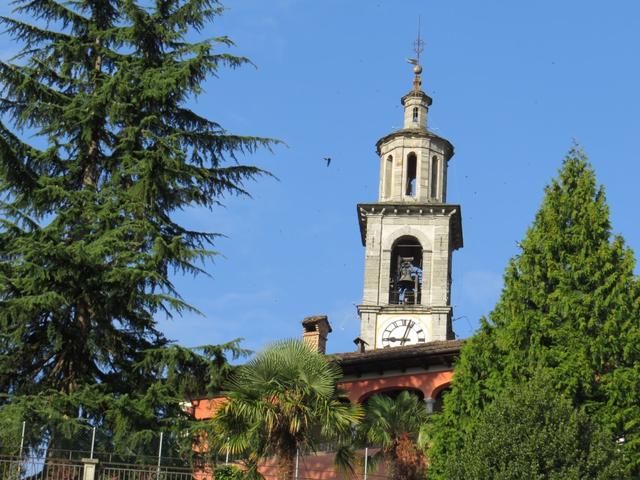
[
  {"x1": 192, "y1": 369, "x2": 453, "y2": 419},
  {"x1": 192, "y1": 370, "x2": 453, "y2": 479},
  {"x1": 192, "y1": 396, "x2": 226, "y2": 420},
  {"x1": 340, "y1": 369, "x2": 453, "y2": 403}
]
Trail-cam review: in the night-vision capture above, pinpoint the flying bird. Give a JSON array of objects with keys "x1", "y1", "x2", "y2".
[{"x1": 324, "y1": 157, "x2": 331, "y2": 167}]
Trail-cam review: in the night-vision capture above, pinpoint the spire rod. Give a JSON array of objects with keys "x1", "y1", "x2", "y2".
[
  {"x1": 409, "y1": 17, "x2": 424, "y2": 92},
  {"x1": 413, "y1": 16, "x2": 424, "y2": 65}
]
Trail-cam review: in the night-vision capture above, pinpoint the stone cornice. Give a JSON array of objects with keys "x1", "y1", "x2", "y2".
[
  {"x1": 357, "y1": 304, "x2": 452, "y2": 315},
  {"x1": 375, "y1": 128, "x2": 454, "y2": 157},
  {"x1": 356, "y1": 203, "x2": 463, "y2": 249}
]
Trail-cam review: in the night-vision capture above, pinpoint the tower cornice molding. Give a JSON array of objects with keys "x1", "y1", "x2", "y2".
[
  {"x1": 358, "y1": 304, "x2": 452, "y2": 315},
  {"x1": 376, "y1": 128, "x2": 454, "y2": 157},
  {"x1": 356, "y1": 202, "x2": 463, "y2": 249}
]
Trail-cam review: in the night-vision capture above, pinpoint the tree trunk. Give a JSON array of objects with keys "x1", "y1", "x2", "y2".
[{"x1": 278, "y1": 452, "x2": 296, "y2": 480}]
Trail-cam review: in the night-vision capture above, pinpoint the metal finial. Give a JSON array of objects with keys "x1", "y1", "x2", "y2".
[
  {"x1": 413, "y1": 16, "x2": 424, "y2": 65},
  {"x1": 409, "y1": 16, "x2": 424, "y2": 91}
]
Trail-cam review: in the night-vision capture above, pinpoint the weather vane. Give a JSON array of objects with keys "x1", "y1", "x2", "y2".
[
  {"x1": 407, "y1": 16, "x2": 424, "y2": 72},
  {"x1": 407, "y1": 16, "x2": 424, "y2": 91},
  {"x1": 413, "y1": 16, "x2": 424, "y2": 65}
]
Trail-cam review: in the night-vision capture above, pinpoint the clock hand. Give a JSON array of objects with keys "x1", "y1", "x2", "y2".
[{"x1": 400, "y1": 323, "x2": 412, "y2": 346}]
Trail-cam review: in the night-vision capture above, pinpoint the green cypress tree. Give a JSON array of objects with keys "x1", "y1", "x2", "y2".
[
  {"x1": 430, "y1": 146, "x2": 640, "y2": 477},
  {"x1": 444, "y1": 372, "x2": 624, "y2": 480},
  {"x1": 0, "y1": 0, "x2": 273, "y2": 457}
]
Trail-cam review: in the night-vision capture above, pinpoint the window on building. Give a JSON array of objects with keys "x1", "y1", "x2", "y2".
[
  {"x1": 430, "y1": 155, "x2": 438, "y2": 199},
  {"x1": 384, "y1": 155, "x2": 393, "y2": 198},
  {"x1": 412, "y1": 107, "x2": 419, "y2": 123},
  {"x1": 406, "y1": 152, "x2": 417, "y2": 197},
  {"x1": 389, "y1": 236, "x2": 423, "y2": 305}
]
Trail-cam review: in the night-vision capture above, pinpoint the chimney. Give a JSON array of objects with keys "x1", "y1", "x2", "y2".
[
  {"x1": 353, "y1": 336, "x2": 369, "y2": 353},
  {"x1": 302, "y1": 315, "x2": 332, "y2": 354}
]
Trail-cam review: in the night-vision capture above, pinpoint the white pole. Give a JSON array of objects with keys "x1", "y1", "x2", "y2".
[
  {"x1": 18, "y1": 421, "x2": 26, "y2": 458},
  {"x1": 157, "y1": 432, "x2": 163, "y2": 476},
  {"x1": 294, "y1": 448, "x2": 299, "y2": 480},
  {"x1": 225, "y1": 437, "x2": 230, "y2": 465},
  {"x1": 17, "y1": 421, "x2": 26, "y2": 478},
  {"x1": 90, "y1": 427, "x2": 96, "y2": 459},
  {"x1": 364, "y1": 447, "x2": 368, "y2": 480}
]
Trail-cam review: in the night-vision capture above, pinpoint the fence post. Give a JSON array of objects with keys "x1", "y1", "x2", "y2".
[
  {"x1": 157, "y1": 431, "x2": 164, "y2": 476},
  {"x1": 363, "y1": 447, "x2": 368, "y2": 480},
  {"x1": 294, "y1": 449, "x2": 299, "y2": 480},
  {"x1": 18, "y1": 421, "x2": 26, "y2": 458},
  {"x1": 90, "y1": 427, "x2": 96, "y2": 459},
  {"x1": 81, "y1": 458, "x2": 99, "y2": 480},
  {"x1": 16, "y1": 421, "x2": 26, "y2": 478}
]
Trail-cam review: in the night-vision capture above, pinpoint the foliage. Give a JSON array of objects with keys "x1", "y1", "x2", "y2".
[
  {"x1": 430, "y1": 146, "x2": 640, "y2": 477},
  {"x1": 213, "y1": 340, "x2": 363, "y2": 480},
  {"x1": 357, "y1": 391, "x2": 429, "y2": 480},
  {"x1": 0, "y1": 0, "x2": 274, "y2": 459},
  {"x1": 214, "y1": 465, "x2": 244, "y2": 480},
  {"x1": 444, "y1": 373, "x2": 625, "y2": 480}
]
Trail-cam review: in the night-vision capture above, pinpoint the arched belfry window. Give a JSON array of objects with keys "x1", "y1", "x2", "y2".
[
  {"x1": 406, "y1": 153, "x2": 417, "y2": 197},
  {"x1": 412, "y1": 107, "x2": 419, "y2": 123},
  {"x1": 384, "y1": 155, "x2": 393, "y2": 198},
  {"x1": 430, "y1": 155, "x2": 439, "y2": 199},
  {"x1": 389, "y1": 236, "x2": 423, "y2": 305}
]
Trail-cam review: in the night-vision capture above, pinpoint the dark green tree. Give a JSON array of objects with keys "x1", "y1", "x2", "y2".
[
  {"x1": 431, "y1": 147, "x2": 640, "y2": 477},
  {"x1": 444, "y1": 373, "x2": 624, "y2": 480},
  {"x1": 0, "y1": 0, "x2": 273, "y2": 457}
]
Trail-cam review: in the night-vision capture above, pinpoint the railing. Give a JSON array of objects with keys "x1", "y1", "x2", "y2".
[
  {"x1": 0, "y1": 456, "x2": 195, "y2": 480},
  {"x1": 98, "y1": 463, "x2": 194, "y2": 480},
  {"x1": 0, "y1": 455, "x2": 84, "y2": 480}
]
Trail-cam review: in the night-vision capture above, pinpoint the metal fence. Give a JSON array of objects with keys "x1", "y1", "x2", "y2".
[
  {"x1": 1, "y1": 421, "x2": 393, "y2": 480},
  {"x1": 0, "y1": 455, "x2": 197, "y2": 480},
  {"x1": 0, "y1": 455, "x2": 84, "y2": 480},
  {"x1": 98, "y1": 463, "x2": 194, "y2": 480}
]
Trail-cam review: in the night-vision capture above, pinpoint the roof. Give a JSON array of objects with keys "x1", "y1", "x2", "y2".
[{"x1": 331, "y1": 339, "x2": 463, "y2": 376}]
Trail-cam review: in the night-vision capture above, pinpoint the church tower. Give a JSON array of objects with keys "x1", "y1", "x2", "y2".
[{"x1": 357, "y1": 50, "x2": 463, "y2": 350}]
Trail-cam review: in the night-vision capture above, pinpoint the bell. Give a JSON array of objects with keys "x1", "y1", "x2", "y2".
[{"x1": 396, "y1": 258, "x2": 415, "y2": 287}]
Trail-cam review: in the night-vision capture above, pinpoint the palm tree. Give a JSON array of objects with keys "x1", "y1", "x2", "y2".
[
  {"x1": 212, "y1": 340, "x2": 363, "y2": 480},
  {"x1": 359, "y1": 390, "x2": 430, "y2": 480}
]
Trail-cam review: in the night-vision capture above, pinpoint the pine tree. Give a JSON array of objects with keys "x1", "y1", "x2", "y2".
[
  {"x1": 430, "y1": 147, "x2": 640, "y2": 477},
  {"x1": 0, "y1": 0, "x2": 274, "y2": 456}
]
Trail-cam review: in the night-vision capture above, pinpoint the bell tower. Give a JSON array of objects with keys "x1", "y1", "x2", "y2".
[{"x1": 357, "y1": 42, "x2": 463, "y2": 350}]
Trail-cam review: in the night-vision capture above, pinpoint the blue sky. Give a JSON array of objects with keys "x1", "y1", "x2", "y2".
[{"x1": 1, "y1": 1, "x2": 639, "y2": 355}]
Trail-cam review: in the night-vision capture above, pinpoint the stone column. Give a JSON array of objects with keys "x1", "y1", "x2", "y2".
[
  {"x1": 424, "y1": 398, "x2": 435, "y2": 414},
  {"x1": 81, "y1": 458, "x2": 99, "y2": 480}
]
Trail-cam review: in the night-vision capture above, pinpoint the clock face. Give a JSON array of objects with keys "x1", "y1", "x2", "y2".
[{"x1": 381, "y1": 319, "x2": 426, "y2": 348}]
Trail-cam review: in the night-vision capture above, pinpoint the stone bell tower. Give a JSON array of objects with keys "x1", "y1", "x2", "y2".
[{"x1": 356, "y1": 52, "x2": 463, "y2": 350}]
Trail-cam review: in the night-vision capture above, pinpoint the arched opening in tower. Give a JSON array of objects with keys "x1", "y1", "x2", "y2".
[
  {"x1": 389, "y1": 236, "x2": 423, "y2": 305},
  {"x1": 405, "y1": 152, "x2": 417, "y2": 197}
]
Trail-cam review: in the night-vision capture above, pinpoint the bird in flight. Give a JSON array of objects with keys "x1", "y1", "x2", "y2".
[{"x1": 324, "y1": 157, "x2": 331, "y2": 167}]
